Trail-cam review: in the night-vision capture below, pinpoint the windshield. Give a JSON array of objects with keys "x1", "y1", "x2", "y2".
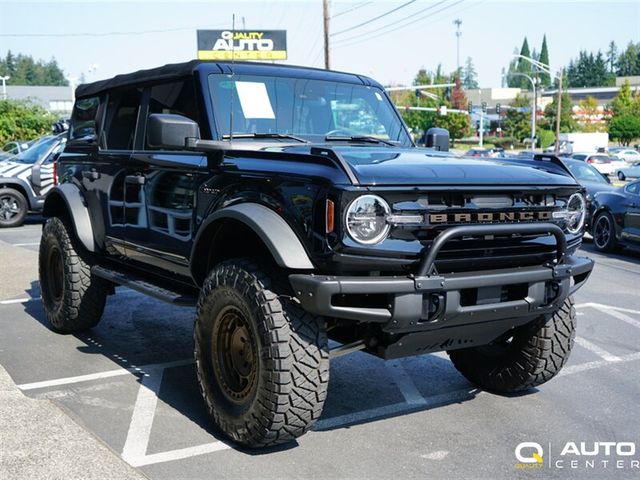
[
  {"x1": 208, "y1": 74, "x2": 411, "y2": 146},
  {"x1": 566, "y1": 161, "x2": 608, "y2": 184},
  {"x1": 14, "y1": 136, "x2": 59, "y2": 164}
]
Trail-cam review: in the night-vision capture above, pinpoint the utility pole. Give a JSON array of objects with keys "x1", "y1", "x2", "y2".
[
  {"x1": 453, "y1": 19, "x2": 462, "y2": 77},
  {"x1": 322, "y1": 0, "x2": 331, "y2": 70},
  {"x1": 478, "y1": 89, "x2": 484, "y2": 147},
  {"x1": 554, "y1": 69, "x2": 564, "y2": 154}
]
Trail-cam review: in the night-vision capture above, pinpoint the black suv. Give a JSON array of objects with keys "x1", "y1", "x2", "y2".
[{"x1": 39, "y1": 61, "x2": 593, "y2": 448}]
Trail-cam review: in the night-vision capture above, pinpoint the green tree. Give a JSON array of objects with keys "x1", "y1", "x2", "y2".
[
  {"x1": 462, "y1": 57, "x2": 478, "y2": 90},
  {"x1": 611, "y1": 80, "x2": 634, "y2": 116},
  {"x1": 506, "y1": 47, "x2": 519, "y2": 88},
  {"x1": 515, "y1": 37, "x2": 533, "y2": 89},
  {"x1": 0, "y1": 99, "x2": 56, "y2": 144},
  {"x1": 609, "y1": 115, "x2": 640, "y2": 146},
  {"x1": 606, "y1": 41, "x2": 618, "y2": 73},
  {"x1": 543, "y1": 91, "x2": 577, "y2": 133},
  {"x1": 539, "y1": 35, "x2": 551, "y2": 87},
  {"x1": 616, "y1": 42, "x2": 640, "y2": 76},
  {"x1": 577, "y1": 96, "x2": 604, "y2": 132},
  {"x1": 433, "y1": 112, "x2": 471, "y2": 144},
  {"x1": 502, "y1": 94, "x2": 531, "y2": 141},
  {"x1": 566, "y1": 50, "x2": 613, "y2": 87},
  {"x1": 0, "y1": 52, "x2": 68, "y2": 86}
]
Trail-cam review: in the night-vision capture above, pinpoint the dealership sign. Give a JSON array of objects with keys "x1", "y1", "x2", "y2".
[{"x1": 197, "y1": 30, "x2": 287, "y2": 60}]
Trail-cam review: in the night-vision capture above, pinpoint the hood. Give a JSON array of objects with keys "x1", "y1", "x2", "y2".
[
  {"x1": 323, "y1": 146, "x2": 578, "y2": 186},
  {"x1": 0, "y1": 160, "x2": 32, "y2": 178}
]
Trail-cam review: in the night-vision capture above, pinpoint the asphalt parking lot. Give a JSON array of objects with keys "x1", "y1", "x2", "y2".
[{"x1": 1, "y1": 219, "x2": 639, "y2": 479}]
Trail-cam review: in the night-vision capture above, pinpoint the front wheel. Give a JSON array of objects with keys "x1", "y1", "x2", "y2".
[
  {"x1": 592, "y1": 211, "x2": 618, "y2": 252},
  {"x1": 194, "y1": 259, "x2": 329, "y2": 447},
  {"x1": 0, "y1": 187, "x2": 28, "y2": 228},
  {"x1": 448, "y1": 298, "x2": 576, "y2": 394}
]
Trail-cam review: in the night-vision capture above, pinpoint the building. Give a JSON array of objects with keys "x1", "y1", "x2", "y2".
[{"x1": 4, "y1": 85, "x2": 74, "y2": 116}]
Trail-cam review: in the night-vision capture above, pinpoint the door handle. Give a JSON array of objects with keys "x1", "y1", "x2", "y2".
[
  {"x1": 125, "y1": 174, "x2": 146, "y2": 185},
  {"x1": 82, "y1": 169, "x2": 100, "y2": 181}
]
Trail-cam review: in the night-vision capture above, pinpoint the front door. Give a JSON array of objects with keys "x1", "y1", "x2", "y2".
[{"x1": 622, "y1": 183, "x2": 640, "y2": 244}]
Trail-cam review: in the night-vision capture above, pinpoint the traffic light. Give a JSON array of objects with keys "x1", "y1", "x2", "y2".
[
  {"x1": 496, "y1": 103, "x2": 501, "y2": 114},
  {"x1": 481, "y1": 102, "x2": 487, "y2": 113},
  {"x1": 468, "y1": 102, "x2": 473, "y2": 114}
]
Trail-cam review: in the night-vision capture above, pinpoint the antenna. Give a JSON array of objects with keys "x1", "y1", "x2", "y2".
[{"x1": 229, "y1": 13, "x2": 236, "y2": 143}]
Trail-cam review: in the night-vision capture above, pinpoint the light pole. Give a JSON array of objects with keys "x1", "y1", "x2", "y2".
[
  {"x1": 512, "y1": 54, "x2": 563, "y2": 153},
  {"x1": 0, "y1": 76, "x2": 9, "y2": 101},
  {"x1": 453, "y1": 19, "x2": 462, "y2": 77},
  {"x1": 504, "y1": 72, "x2": 537, "y2": 150}
]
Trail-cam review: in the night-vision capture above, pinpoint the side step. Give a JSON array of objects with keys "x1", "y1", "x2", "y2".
[{"x1": 91, "y1": 265, "x2": 197, "y2": 307}]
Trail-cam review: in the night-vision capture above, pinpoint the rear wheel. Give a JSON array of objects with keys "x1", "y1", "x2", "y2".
[
  {"x1": 617, "y1": 171, "x2": 626, "y2": 181},
  {"x1": 448, "y1": 298, "x2": 576, "y2": 394},
  {"x1": 194, "y1": 259, "x2": 329, "y2": 447},
  {"x1": 593, "y1": 211, "x2": 618, "y2": 252},
  {"x1": 0, "y1": 187, "x2": 28, "y2": 228},
  {"x1": 39, "y1": 217, "x2": 109, "y2": 332}
]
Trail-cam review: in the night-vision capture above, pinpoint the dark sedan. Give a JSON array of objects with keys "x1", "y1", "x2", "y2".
[{"x1": 590, "y1": 179, "x2": 640, "y2": 252}]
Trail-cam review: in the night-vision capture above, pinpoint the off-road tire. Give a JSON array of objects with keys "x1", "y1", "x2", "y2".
[
  {"x1": 194, "y1": 259, "x2": 329, "y2": 447},
  {"x1": 592, "y1": 210, "x2": 618, "y2": 252},
  {"x1": 39, "y1": 216, "x2": 108, "y2": 332},
  {"x1": 0, "y1": 187, "x2": 28, "y2": 228},
  {"x1": 448, "y1": 297, "x2": 576, "y2": 394}
]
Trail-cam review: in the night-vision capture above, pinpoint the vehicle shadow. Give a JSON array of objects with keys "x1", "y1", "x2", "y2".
[
  {"x1": 580, "y1": 237, "x2": 640, "y2": 265},
  {"x1": 21, "y1": 282, "x2": 511, "y2": 453}
]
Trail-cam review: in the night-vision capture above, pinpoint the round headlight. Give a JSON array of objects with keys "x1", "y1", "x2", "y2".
[
  {"x1": 566, "y1": 193, "x2": 586, "y2": 234},
  {"x1": 346, "y1": 194, "x2": 390, "y2": 244}
]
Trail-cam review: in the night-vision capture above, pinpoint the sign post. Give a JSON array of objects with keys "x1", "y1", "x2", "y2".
[{"x1": 197, "y1": 30, "x2": 287, "y2": 60}]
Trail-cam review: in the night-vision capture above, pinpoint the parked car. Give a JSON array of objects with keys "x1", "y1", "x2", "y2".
[
  {"x1": 37, "y1": 60, "x2": 592, "y2": 448},
  {"x1": 464, "y1": 148, "x2": 491, "y2": 157},
  {"x1": 570, "y1": 153, "x2": 625, "y2": 175},
  {"x1": 561, "y1": 159, "x2": 616, "y2": 228},
  {"x1": 0, "y1": 133, "x2": 65, "y2": 227},
  {"x1": 591, "y1": 179, "x2": 640, "y2": 252},
  {"x1": 615, "y1": 161, "x2": 640, "y2": 181},
  {"x1": 609, "y1": 147, "x2": 640, "y2": 164},
  {"x1": 0, "y1": 140, "x2": 32, "y2": 161}
]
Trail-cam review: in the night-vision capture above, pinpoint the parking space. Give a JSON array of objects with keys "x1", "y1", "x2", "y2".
[{"x1": 1, "y1": 227, "x2": 639, "y2": 479}]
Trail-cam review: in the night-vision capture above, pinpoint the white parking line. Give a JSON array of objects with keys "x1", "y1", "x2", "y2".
[
  {"x1": 574, "y1": 337, "x2": 621, "y2": 362},
  {"x1": 10, "y1": 242, "x2": 40, "y2": 247},
  {"x1": 0, "y1": 297, "x2": 40, "y2": 305},
  {"x1": 386, "y1": 361, "x2": 426, "y2": 405},
  {"x1": 17, "y1": 358, "x2": 194, "y2": 391},
  {"x1": 130, "y1": 442, "x2": 231, "y2": 468},
  {"x1": 589, "y1": 304, "x2": 640, "y2": 329}
]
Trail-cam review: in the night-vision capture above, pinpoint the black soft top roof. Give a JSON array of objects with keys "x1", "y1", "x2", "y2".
[{"x1": 75, "y1": 60, "x2": 383, "y2": 98}]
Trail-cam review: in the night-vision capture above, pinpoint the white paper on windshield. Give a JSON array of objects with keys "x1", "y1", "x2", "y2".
[{"x1": 235, "y1": 81, "x2": 275, "y2": 119}]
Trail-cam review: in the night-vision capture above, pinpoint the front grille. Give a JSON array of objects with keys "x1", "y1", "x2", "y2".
[{"x1": 428, "y1": 233, "x2": 560, "y2": 274}]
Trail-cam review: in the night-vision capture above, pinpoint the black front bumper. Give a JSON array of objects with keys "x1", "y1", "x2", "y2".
[{"x1": 289, "y1": 223, "x2": 594, "y2": 358}]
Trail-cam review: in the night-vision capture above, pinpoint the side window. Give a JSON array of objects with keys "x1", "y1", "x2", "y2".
[
  {"x1": 626, "y1": 183, "x2": 639, "y2": 195},
  {"x1": 104, "y1": 87, "x2": 143, "y2": 150},
  {"x1": 146, "y1": 80, "x2": 197, "y2": 149},
  {"x1": 70, "y1": 97, "x2": 100, "y2": 140}
]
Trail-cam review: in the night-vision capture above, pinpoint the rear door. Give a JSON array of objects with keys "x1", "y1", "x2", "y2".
[{"x1": 125, "y1": 79, "x2": 206, "y2": 277}]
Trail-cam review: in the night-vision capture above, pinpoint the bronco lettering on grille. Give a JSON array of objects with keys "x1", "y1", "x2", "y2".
[{"x1": 429, "y1": 211, "x2": 553, "y2": 224}]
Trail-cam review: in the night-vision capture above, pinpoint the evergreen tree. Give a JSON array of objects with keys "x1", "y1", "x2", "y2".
[
  {"x1": 611, "y1": 80, "x2": 634, "y2": 116},
  {"x1": 462, "y1": 57, "x2": 478, "y2": 90},
  {"x1": 516, "y1": 37, "x2": 533, "y2": 89},
  {"x1": 0, "y1": 52, "x2": 68, "y2": 86},
  {"x1": 539, "y1": 35, "x2": 551, "y2": 87},
  {"x1": 606, "y1": 41, "x2": 618, "y2": 73},
  {"x1": 616, "y1": 42, "x2": 640, "y2": 76},
  {"x1": 506, "y1": 48, "x2": 519, "y2": 88}
]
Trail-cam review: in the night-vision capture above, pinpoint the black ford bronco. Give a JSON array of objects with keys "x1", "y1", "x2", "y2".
[{"x1": 39, "y1": 60, "x2": 593, "y2": 447}]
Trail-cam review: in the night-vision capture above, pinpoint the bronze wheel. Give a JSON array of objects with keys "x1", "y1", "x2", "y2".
[{"x1": 211, "y1": 306, "x2": 258, "y2": 404}]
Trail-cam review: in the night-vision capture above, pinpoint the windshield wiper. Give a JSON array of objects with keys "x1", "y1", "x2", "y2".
[
  {"x1": 324, "y1": 135, "x2": 396, "y2": 146},
  {"x1": 222, "y1": 133, "x2": 310, "y2": 143}
]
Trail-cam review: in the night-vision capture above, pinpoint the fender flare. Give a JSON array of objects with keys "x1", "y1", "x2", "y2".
[
  {"x1": 42, "y1": 184, "x2": 95, "y2": 252},
  {"x1": 191, "y1": 203, "x2": 315, "y2": 274}
]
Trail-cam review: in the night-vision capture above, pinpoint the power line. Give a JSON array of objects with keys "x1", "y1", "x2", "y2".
[
  {"x1": 334, "y1": 0, "x2": 466, "y2": 49},
  {"x1": 332, "y1": 1, "x2": 373, "y2": 18},
  {"x1": 334, "y1": 0, "x2": 448, "y2": 45},
  {"x1": 331, "y1": 0, "x2": 418, "y2": 36},
  {"x1": 0, "y1": 25, "x2": 226, "y2": 38}
]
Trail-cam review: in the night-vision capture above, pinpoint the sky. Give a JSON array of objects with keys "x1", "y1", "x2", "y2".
[{"x1": 1, "y1": 0, "x2": 639, "y2": 88}]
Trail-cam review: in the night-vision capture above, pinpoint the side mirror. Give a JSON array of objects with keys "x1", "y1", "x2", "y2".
[
  {"x1": 424, "y1": 127, "x2": 450, "y2": 152},
  {"x1": 147, "y1": 113, "x2": 200, "y2": 150}
]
